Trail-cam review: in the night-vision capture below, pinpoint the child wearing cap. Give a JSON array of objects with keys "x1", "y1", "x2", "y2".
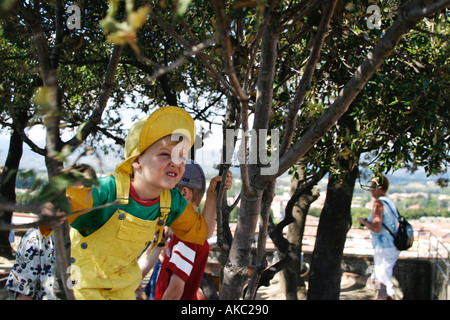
[
  {"x1": 153, "y1": 160, "x2": 228, "y2": 300},
  {"x1": 41, "y1": 106, "x2": 223, "y2": 300}
]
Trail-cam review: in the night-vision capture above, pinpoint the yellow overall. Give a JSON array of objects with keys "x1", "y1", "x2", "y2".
[
  {"x1": 39, "y1": 107, "x2": 205, "y2": 300},
  {"x1": 69, "y1": 173, "x2": 171, "y2": 300}
]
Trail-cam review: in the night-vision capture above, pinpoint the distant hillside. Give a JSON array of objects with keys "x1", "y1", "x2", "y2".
[{"x1": 1, "y1": 135, "x2": 448, "y2": 195}]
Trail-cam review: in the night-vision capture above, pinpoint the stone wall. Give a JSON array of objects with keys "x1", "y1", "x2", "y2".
[
  {"x1": 209, "y1": 248, "x2": 441, "y2": 300},
  {"x1": 303, "y1": 253, "x2": 433, "y2": 300},
  {"x1": 341, "y1": 254, "x2": 432, "y2": 300}
]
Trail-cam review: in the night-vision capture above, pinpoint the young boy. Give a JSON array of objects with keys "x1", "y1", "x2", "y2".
[
  {"x1": 138, "y1": 161, "x2": 231, "y2": 300},
  {"x1": 41, "y1": 106, "x2": 221, "y2": 300},
  {"x1": 153, "y1": 160, "x2": 229, "y2": 300}
]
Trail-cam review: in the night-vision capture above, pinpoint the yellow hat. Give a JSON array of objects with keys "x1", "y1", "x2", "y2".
[{"x1": 115, "y1": 106, "x2": 196, "y2": 175}]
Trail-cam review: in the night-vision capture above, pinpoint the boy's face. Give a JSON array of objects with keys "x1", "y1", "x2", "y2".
[{"x1": 132, "y1": 137, "x2": 189, "y2": 195}]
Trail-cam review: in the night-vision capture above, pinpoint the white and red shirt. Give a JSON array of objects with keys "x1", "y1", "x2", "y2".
[{"x1": 154, "y1": 235, "x2": 209, "y2": 300}]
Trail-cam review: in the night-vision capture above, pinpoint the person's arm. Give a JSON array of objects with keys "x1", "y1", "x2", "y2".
[
  {"x1": 170, "y1": 172, "x2": 232, "y2": 243},
  {"x1": 202, "y1": 177, "x2": 220, "y2": 239},
  {"x1": 161, "y1": 273, "x2": 185, "y2": 300},
  {"x1": 138, "y1": 245, "x2": 163, "y2": 278},
  {"x1": 138, "y1": 228, "x2": 172, "y2": 278},
  {"x1": 358, "y1": 200, "x2": 383, "y2": 233},
  {"x1": 202, "y1": 172, "x2": 232, "y2": 239},
  {"x1": 40, "y1": 186, "x2": 94, "y2": 237}
]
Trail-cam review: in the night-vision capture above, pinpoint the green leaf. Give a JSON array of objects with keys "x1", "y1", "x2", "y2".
[{"x1": 176, "y1": 0, "x2": 192, "y2": 17}]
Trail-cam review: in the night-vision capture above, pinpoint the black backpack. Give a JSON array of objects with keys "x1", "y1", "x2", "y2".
[{"x1": 380, "y1": 199, "x2": 414, "y2": 251}]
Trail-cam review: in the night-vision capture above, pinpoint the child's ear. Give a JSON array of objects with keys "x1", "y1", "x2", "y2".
[
  {"x1": 181, "y1": 187, "x2": 193, "y2": 201},
  {"x1": 132, "y1": 158, "x2": 141, "y2": 169}
]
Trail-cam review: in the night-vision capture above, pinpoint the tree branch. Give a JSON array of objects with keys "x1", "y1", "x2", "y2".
[
  {"x1": 243, "y1": 180, "x2": 276, "y2": 299},
  {"x1": 279, "y1": 0, "x2": 338, "y2": 156},
  {"x1": 143, "y1": 36, "x2": 217, "y2": 83},
  {"x1": 0, "y1": 200, "x2": 121, "y2": 231},
  {"x1": 266, "y1": 0, "x2": 449, "y2": 182},
  {"x1": 6, "y1": 101, "x2": 45, "y2": 155},
  {"x1": 412, "y1": 26, "x2": 450, "y2": 44},
  {"x1": 278, "y1": 0, "x2": 321, "y2": 33},
  {"x1": 210, "y1": 0, "x2": 250, "y2": 103},
  {"x1": 210, "y1": 0, "x2": 257, "y2": 196},
  {"x1": 403, "y1": 0, "x2": 450, "y2": 20},
  {"x1": 11, "y1": 2, "x2": 52, "y2": 85},
  {"x1": 252, "y1": 10, "x2": 280, "y2": 132},
  {"x1": 51, "y1": 0, "x2": 64, "y2": 71},
  {"x1": 149, "y1": 11, "x2": 234, "y2": 93},
  {"x1": 96, "y1": 126, "x2": 125, "y2": 146},
  {"x1": 243, "y1": 0, "x2": 280, "y2": 91},
  {"x1": 66, "y1": 45, "x2": 123, "y2": 147}
]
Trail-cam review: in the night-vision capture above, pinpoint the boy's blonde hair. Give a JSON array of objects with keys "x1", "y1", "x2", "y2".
[
  {"x1": 175, "y1": 185, "x2": 205, "y2": 207},
  {"x1": 158, "y1": 133, "x2": 191, "y2": 149}
]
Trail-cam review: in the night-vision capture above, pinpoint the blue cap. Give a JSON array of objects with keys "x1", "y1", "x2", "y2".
[{"x1": 177, "y1": 160, "x2": 206, "y2": 190}]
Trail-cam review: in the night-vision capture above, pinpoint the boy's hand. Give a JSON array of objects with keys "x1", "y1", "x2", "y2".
[
  {"x1": 39, "y1": 201, "x2": 68, "y2": 237},
  {"x1": 41, "y1": 201, "x2": 68, "y2": 223},
  {"x1": 160, "y1": 226, "x2": 173, "y2": 243},
  {"x1": 207, "y1": 171, "x2": 232, "y2": 196},
  {"x1": 203, "y1": 171, "x2": 232, "y2": 239}
]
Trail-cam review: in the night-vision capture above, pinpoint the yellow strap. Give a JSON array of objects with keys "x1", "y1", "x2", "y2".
[
  {"x1": 147, "y1": 189, "x2": 171, "y2": 257},
  {"x1": 113, "y1": 172, "x2": 130, "y2": 205}
]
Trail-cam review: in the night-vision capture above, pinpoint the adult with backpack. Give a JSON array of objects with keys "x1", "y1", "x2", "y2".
[{"x1": 357, "y1": 175, "x2": 401, "y2": 300}]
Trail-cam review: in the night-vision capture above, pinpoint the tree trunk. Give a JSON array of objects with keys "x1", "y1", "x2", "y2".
[
  {"x1": 219, "y1": 9, "x2": 280, "y2": 300},
  {"x1": 243, "y1": 181, "x2": 275, "y2": 300},
  {"x1": 220, "y1": 173, "x2": 263, "y2": 300},
  {"x1": 307, "y1": 162, "x2": 358, "y2": 300},
  {"x1": 0, "y1": 125, "x2": 24, "y2": 258},
  {"x1": 283, "y1": 168, "x2": 320, "y2": 299}
]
